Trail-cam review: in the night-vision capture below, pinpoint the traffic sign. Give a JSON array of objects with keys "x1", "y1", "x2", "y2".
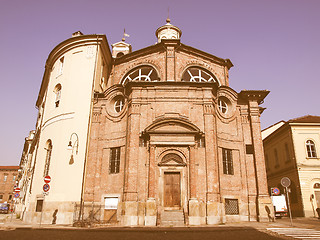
[
  {"x1": 281, "y1": 177, "x2": 291, "y2": 188},
  {"x1": 272, "y1": 187, "x2": 280, "y2": 195},
  {"x1": 43, "y1": 184, "x2": 50, "y2": 192},
  {"x1": 14, "y1": 193, "x2": 20, "y2": 198},
  {"x1": 44, "y1": 175, "x2": 51, "y2": 184},
  {"x1": 14, "y1": 187, "x2": 20, "y2": 193}
]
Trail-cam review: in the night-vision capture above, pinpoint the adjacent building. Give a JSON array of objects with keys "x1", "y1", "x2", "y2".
[
  {"x1": 0, "y1": 166, "x2": 19, "y2": 204},
  {"x1": 20, "y1": 19, "x2": 272, "y2": 226},
  {"x1": 262, "y1": 115, "x2": 320, "y2": 217}
]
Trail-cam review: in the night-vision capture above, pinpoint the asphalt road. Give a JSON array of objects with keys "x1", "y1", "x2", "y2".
[{"x1": 0, "y1": 227, "x2": 284, "y2": 240}]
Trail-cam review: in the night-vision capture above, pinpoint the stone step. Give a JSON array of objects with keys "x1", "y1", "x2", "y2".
[
  {"x1": 160, "y1": 210, "x2": 185, "y2": 226},
  {"x1": 161, "y1": 220, "x2": 185, "y2": 227}
]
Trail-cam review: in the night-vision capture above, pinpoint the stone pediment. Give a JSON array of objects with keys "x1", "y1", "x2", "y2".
[
  {"x1": 158, "y1": 153, "x2": 186, "y2": 167},
  {"x1": 143, "y1": 115, "x2": 202, "y2": 135}
]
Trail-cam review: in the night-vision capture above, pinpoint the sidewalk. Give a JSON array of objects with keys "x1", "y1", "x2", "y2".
[{"x1": 0, "y1": 214, "x2": 319, "y2": 231}]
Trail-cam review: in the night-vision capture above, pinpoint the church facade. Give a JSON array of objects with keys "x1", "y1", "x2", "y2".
[{"x1": 20, "y1": 20, "x2": 273, "y2": 226}]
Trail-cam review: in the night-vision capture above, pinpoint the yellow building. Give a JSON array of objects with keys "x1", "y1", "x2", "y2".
[{"x1": 262, "y1": 115, "x2": 320, "y2": 217}]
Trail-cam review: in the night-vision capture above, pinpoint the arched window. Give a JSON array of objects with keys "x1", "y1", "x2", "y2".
[
  {"x1": 182, "y1": 67, "x2": 220, "y2": 85},
  {"x1": 306, "y1": 140, "x2": 317, "y2": 158},
  {"x1": 54, "y1": 84, "x2": 62, "y2": 107},
  {"x1": 43, "y1": 140, "x2": 52, "y2": 177},
  {"x1": 121, "y1": 66, "x2": 159, "y2": 85}
]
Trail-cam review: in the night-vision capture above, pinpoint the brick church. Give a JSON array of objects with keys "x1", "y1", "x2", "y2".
[
  {"x1": 19, "y1": 19, "x2": 273, "y2": 226},
  {"x1": 83, "y1": 19, "x2": 272, "y2": 226}
]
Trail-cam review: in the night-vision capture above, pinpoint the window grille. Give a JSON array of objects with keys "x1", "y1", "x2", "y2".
[
  {"x1": 109, "y1": 147, "x2": 120, "y2": 174},
  {"x1": 306, "y1": 140, "x2": 317, "y2": 158},
  {"x1": 225, "y1": 198, "x2": 239, "y2": 215},
  {"x1": 222, "y1": 148, "x2": 233, "y2": 175}
]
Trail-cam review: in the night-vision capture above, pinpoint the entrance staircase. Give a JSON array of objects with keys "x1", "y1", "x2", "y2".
[{"x1": 160, "y1": 210, "x2": 185, "y2": 226}]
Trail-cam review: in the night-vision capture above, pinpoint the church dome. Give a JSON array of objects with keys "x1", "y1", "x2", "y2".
[{"x1": 155, "y1": 18, "x2": 182, "y2": 43}]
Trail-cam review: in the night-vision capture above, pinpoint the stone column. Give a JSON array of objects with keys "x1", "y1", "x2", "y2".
[
  {"x1": 248, "y1": 100, "x2": 273, "y2": 222},
  {"x1": 203, "y1": 103, "x2": 222, "y2": 224},
  {"x1": 188, "y1": 145, "x2": 201, "y2": 225},
  {"x1": 145, "y1": 145, "x2": 156, "y2": 226},
  {"x1": 123, "y1": 102, "x2": 140, "y2": 226}
]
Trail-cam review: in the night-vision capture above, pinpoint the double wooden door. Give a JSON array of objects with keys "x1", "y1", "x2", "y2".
[{"x1": 164, "y1": 172, "x2": 181, "y2": 208}]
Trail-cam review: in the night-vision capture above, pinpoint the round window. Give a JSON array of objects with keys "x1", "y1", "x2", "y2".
[
  {"x1": 218, "y1": 99, "x2": 228, "y2": 114},
  {"x1": 114, "y1": 97, "x2": 125, "y2": 113}
]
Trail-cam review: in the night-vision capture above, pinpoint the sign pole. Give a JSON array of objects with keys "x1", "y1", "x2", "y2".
[{"x1": 285, "y1": 187, "x2": 293, "y2": 226}]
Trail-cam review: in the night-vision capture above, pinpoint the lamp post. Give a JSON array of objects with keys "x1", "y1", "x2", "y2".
[{"x1": 67, "y1": 133, "x2": 79, "y2": 165}]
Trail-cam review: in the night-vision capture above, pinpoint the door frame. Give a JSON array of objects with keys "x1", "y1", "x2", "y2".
[{"x1": 159, "y1": 167, "x2": 185, "y2": 210}]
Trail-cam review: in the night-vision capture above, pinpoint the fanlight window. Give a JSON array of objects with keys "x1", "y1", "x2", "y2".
[
  {"x1": 122, "y1": 66, "x2": 158, "y2": 85},
  {"x1": 182, "y1": 67, "x2": 219, "y2": 85}
]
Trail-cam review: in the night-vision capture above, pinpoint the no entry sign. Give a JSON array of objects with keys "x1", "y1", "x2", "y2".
[
  {"x1": 44, "y1": 175, "x2": 51, "y2": 184},
  {"x1": 14, "y1": 187, "x2": 21, "y2": 193},
  {"x1": 43, "y1": 184, "x2": 50, "y2": 192}
]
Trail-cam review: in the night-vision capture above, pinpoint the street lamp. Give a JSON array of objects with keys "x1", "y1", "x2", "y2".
[{"x1": 67, "y1": 133, "x2": 79, "y2": 165}]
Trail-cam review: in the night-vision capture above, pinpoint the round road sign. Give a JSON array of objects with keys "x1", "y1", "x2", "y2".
[
  {"x1": 272, "y1": 187, "x2": 280, "y2": 195},
  {"x1": 14, "y1": 193, "x2": 20, "y2": 198},
  {"x1": 44, "y1": 175, "x2": 51, "y2": 184},
  {"x1": 43, "y1": 184, "x2": 50, "y2": 192},
  {"x1": 281, "y1": 177, "x2": 291, "y2": 188},
  {"x1": 14, "y1": 187, "x2": 20, "y2": 193}
]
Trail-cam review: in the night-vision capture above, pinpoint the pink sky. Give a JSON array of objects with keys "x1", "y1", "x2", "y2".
[{"x1": 0, "y1": 0, "x2": 319, "y2": 165}]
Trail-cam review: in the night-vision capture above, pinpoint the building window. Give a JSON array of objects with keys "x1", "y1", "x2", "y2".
[
  {"x1": 274, "y1": 149, "x2": 279, "y2": 168},
  {"x1": 306, "y1": 140, "x2": 317, "y2": 158},
  {"x1": 222, "y1": 148, "x2": 233, "y2": 175},
  {"x1": 0, "y1": 195, "x2": 3, "y2": 201},
  {"x1": 36, "y1": 199, "x2": 44, "y2": 212},
  {"x1": 114, "y1": 97, "x2": 124, "y2": 113},
  {"x1": 43, "y1": 140, "x2": 52, "y2": 177},
  {"x1": 109, "y1": 147, "x2": 120, "y2": 174},
  {"x1": 8, "y1": 195, "x2": 12, "y2": 201},
  {"x1": 218, "y1": 99, "x2": 228, "y2": 114},
  {"x1": 3, "y1": 175, "x2": 7, "y2": 182},
  {"x1": 58, "y1": 56, "x2": 64, "y2": 75},
  {"x1": 13, "y1": 175, "x2": 16, "y2": 182},
  {"x1": 225, "y1": 198, "x2": 239, "y2": 215},
  {"x1": 182, "y1": 67, "x2": 219, "y2": 85},
  {"x1": 285, "y1": 143, "x2": 291, "y2": 163},
  {"x1": 122, "y1": 66, "x2": 159, "y2": 85},
  {"x1": 54, "y1": 84, "x2": 62, "y2": 107}
]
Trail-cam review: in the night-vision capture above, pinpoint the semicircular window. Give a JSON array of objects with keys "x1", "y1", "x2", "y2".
[
  {"x1": 121, "y1": 66, "x2": 159, "y2": 85},
  {"x1": 182, "y1": 67, "x2": 219, "y2": 85}
]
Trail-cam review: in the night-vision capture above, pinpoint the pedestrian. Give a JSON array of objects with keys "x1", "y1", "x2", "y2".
[
  {"x1": 52, "y1": 209, "x2": 58, "y2": 224},
  {"x1": 316, "y1": 208, "x2": 320, "y2": 219}
]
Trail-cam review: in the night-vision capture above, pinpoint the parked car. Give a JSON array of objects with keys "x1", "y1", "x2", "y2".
[{"x1": 0, "y1": 203, "x2": 9, "y2": 214}]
